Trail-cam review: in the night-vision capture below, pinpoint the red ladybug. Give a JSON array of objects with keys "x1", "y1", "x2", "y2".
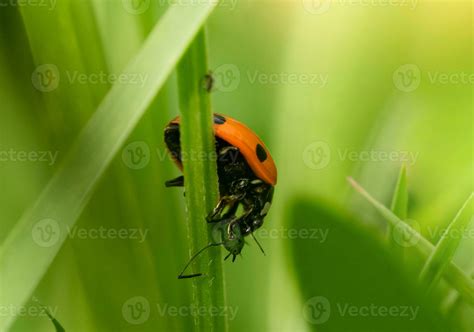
[{"x1": 164, "y1": 113, "x2": 277, "y2": 271}]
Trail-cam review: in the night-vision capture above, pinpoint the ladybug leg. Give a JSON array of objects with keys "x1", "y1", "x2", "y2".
[
  {"x1": 239, "y1": 184, "x2": 273, "y2": 235},
  {"x1": 208, "y1": 179, "x2": 248, "y2": 222},
  {"x1": 226, "y1": 219, "x2": 240, "y2": 239},
  {"x1": 222, "y1": 201, "x2": 239, "y2": 219},
  {"x1": 234, "y1": 198, "x2": 260, "y2": 236},
  {"x1": 208, "y1": 180, "x2": 251, "y2": 223},
  {"x1": 206, "y1": 198, "x2": 227, "y2": 222},
  {"x1": 237, "y1": 211, "x2": 254, "y2": 235},
  {"x1": 225, "y1": 207, "x2": 253, "y2": 234},
  {"x1": 242, "y1": 216, "x2": 264, "y2": 236},
  {"x1": 165, "y1": 175, "x2": 184, "y2": 187},
  {"x1": 206, "y1": 196, "x2": 239, "y2": 223}
]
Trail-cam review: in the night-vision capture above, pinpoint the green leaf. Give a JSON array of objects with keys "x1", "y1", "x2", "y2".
[
  {"x1": 176, "y1": 28, "x2": 227, "y2": 331},
  {"x1": 390, "y1": 164, "x2": 408, "y2": 219},
  {"x1": 387, "y1": 164, "x2": 408, "y2": 249},
  {"x1": 0, "y1": 4, "x2": 218, "y2": 331},
  {"x1": 419, "y1": 193, "x2": 474, "y2": 293},
  {"x1": 348, "y1": 177, "x2": 474, "y2": 305},
  {"x1": 35, "y1": 299, "x2": 65, "y2": 332},
  {"x1": 287, "y1": 198, "x2": 452, "y2": 331}
]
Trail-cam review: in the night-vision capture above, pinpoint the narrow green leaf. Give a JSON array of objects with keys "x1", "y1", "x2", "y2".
[
  {"x1": 176, "y1": 28, "x2": 227, "y2": 332},
  {"x1": 287, "y1": 198, "x2": 451, "y2": 331},
  {"x1": 419, "y1": 193, "x2": 474, "y2": 293},
  {"x1": 441, "y1": 269, "x2": 474, "y2": 315},
  {"x1": 387, "y1": 164, "x2": 408, "y2": 248},
  {"x1": 390, "y1": 164, "x2": 408, "y2": 219},
  {"x1": 35, "y1": 300, "x2": 65, "y2": 332},
  {"x1": 347, "y1": 177, "x2": 474, "y2": 304},
  {"x1": 0, "y1": 4, "x2": 218, "y2": 331}
]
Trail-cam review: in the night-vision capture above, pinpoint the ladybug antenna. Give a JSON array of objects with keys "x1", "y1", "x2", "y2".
[
  {"x1": 250, "y1": 232, "x2": 266, "y2": 256},
  {"x1": 178, "y1": 243, "x2": 222, "y2": 279}
]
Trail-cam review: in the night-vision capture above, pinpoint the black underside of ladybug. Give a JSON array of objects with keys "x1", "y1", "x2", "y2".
[{"x1": 164, "y1": 123, "x2": 274, "y2": 240}]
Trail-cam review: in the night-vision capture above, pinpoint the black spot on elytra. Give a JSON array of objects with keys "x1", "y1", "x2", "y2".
[
  {"x1": 213, "y1": 114, "x2": 226, "y2": 125},
  {"x1": 256, "y1": 144, "x2": 267, "y2": 162}
]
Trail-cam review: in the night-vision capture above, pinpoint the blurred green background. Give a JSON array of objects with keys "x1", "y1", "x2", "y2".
[{"x1": 0, "y1": 0, "x2": 472, "y2": 331}]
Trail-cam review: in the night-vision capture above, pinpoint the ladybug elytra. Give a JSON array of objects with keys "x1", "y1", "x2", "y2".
[{"x1": 164, "y1": 113, "x2": 277, "y2": 278}]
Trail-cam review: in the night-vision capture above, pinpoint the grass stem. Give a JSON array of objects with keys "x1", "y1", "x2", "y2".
[{"x1": 177, "y1": 28, "x2": 228, "y2": 332}]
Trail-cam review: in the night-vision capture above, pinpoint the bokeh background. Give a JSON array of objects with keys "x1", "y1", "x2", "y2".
[{"x1": 1, "y1": 0, "x2": 472, "y2": 331}]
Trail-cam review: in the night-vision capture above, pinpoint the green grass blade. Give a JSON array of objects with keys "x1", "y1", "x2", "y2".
[
  {"x1": 38, "y1": 302, "x2": 65, "y2": 332},
  {"x1": 348, "y1": 177, "x2": 474, "y2": 304},
  {"x1": 0, "y1": 4, "x2": 218, "y2": 331},
  {"x1": 176, "y1": 28, "x2": 227, "y2": 332},
  {"x1": 390, "y1": 164, "x2": 408, "y2": 219},
  {"x1": 387, "y1": 164, "x2": 408, "y2": 249},
  {"x1": 419, "y1": 193, "x2": 474, "y2": 293}
]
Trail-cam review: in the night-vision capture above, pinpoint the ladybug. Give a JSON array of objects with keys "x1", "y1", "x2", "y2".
[{"x1": 164, "y1": 113, "x2": 277, "y2": 277}]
